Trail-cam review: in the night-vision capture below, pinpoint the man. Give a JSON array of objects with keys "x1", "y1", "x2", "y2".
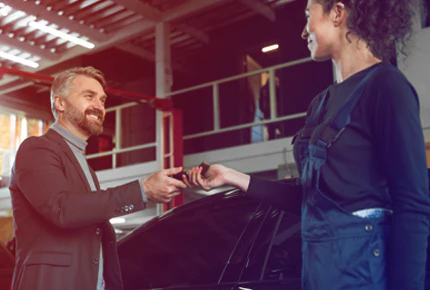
[{"x1": 9, "y1": 67, "x2": 186, "y2": 290}]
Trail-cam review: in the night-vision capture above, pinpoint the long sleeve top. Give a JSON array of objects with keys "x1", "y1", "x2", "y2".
[{"x1": 247, "y1": 63, "x2": 430, "y2": 290}]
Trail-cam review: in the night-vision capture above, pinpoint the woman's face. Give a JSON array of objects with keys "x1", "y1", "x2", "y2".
[{"x1": 302, "y1": 0, "x2": 339, "y2": 61}]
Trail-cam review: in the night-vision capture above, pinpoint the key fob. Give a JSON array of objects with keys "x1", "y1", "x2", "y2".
[{"x1": 171, "y1": 161, "x2": 211, "y2": 180}]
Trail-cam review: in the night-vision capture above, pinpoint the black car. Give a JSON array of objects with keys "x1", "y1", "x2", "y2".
[{"x1": 118, "y1": 188, "x2": 302, "y2": 290}]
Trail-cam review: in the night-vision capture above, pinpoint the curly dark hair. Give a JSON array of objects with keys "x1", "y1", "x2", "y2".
[{"x1": 316, "y1": 0, "x2": 417, "y2": 61}]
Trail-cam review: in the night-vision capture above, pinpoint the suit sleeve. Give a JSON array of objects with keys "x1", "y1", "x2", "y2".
[
  {"x1": 11, "y1": 137, "x2": 146, "y2": 229},
  {"x1": 372, "y1": 68, "x2": 430, "y2": 290},
  {"x1": 246, "y1": 176, "x2": 302, "y2": 215}
]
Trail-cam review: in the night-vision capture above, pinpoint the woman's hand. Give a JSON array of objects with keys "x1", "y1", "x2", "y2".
[
  {"x1": 183, "y1": 164, "x2": 228, "y2": 191},
  {"x1": 183, "y1": 164, "x2": 251, "y2": 192}
]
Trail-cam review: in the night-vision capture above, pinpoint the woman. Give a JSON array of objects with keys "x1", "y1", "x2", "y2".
[{"x1": 185, "y1": 0, "x2": 430, "y2": 289}]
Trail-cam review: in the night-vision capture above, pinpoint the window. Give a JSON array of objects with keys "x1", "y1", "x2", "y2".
[
  {"x1": 262, "y1": 213, "x2": 302, "y2": 281},
  {"x1": 220, "y1": 203, "x2": 271, "y2": 283},
  {"x1": 0, "y1": 113, "x2": 49, "y2": 187},
  {"x1": 238, "y1": 210, "x2": 302, "y2": 282},
  {"x1": 241, "y1": 209, "x2": 283, "y2": 281}
]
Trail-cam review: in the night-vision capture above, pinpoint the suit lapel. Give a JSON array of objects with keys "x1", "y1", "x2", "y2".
[
  {"x1": 46, "y1": 129, "x2": 92, "y2": 192},
  {"x1": 89, "y1": 167, "x2": 101, "y2": 191}
]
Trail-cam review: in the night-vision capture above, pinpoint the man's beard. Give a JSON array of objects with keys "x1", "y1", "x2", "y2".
[{"x1": 65, "y1": 103, "x2": 104, "y2": 136}]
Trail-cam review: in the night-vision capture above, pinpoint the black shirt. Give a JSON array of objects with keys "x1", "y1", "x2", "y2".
[{"x1": 247, "y1": 62, "x2": 430, "y2": 290}]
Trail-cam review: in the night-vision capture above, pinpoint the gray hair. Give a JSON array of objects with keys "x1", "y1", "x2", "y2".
[{"x1": 50, "y1": 66, "x2": 106, "y2": 119}]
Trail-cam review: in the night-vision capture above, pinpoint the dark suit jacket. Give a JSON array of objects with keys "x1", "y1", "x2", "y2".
[{"x1": 9, "y1": 129, "x2": 146, "y2": 290}]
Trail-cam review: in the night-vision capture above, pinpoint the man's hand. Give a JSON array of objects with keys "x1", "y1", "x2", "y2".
[{"x1": 142, "y1": 167, "x2": 187, "y2": 203}]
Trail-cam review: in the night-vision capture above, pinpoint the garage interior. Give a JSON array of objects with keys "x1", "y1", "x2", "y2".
[{"x1": 0, "y1": 0, "x2": 429, "y2": 241}]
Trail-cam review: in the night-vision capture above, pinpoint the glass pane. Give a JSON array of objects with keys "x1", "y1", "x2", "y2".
[
  {"x1": 119, "y1": 192, "x2": 261, "y2": 289},
  {"x1": 218, "y1": 77, "x2": 256, "y2": 129},
  {"x1": 184, "y1": 127, "x2": 261, "y2": 154},
  {"x1": 0, "y1": 114, "x2": 12, "y2": 186},
  {"x1": 87, "y1": 155, "x2": 113, "y2": 171},
  {"x1": 241, "y1": 209, "x2": 282, "y2": 281},
  {"x1": 117, "y1": 147, "x2": 156, "y2": 168},
  {"x1": 263, "y1": 213, "x2": 302, "y2": 281},
  {"x1": 120, "y1": 104, "x2": 155, "y2": 149},
  {"x1": 171, "y1": 87, "x2": 213, "y2": 136},
  {"x1": 220, "y1": 203, "x2": 270, "y2": 283},
  {"x1": 270, "y1": 61, "x2": 332, "y2": 139},
  {"x1": 86, "y1": 111, "x2": 116, "y2": 171},
  {"x1": 26, "y1": 119, "x2": 40, "y2": 137}
]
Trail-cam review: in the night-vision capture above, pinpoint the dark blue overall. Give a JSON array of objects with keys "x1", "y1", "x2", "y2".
[{"x1": 294, "y1": 64, "x2": 392, "y2": 290}]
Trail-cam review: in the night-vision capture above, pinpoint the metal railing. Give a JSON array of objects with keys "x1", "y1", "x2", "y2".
[
  {"x1": 86, "y1": 102, "x2": 158, "y2": 168},
  {"x1": 85, "y1": 57, "x2": 314, "y2": 168},
  {"x1": 165, "y1": 57, "x2": 312, "y2": 140}
]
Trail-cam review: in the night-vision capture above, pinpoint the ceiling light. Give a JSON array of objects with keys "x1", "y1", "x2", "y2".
[
  {"x1": 0, "y1": 51, "x2": 39, "y2": 68},
  {"x1": 262, "y1": 44, "x2": 279, "y2": 53},
  {"x1": 28, "y1": 21, "x2": 95, "y2": 49},
  {"x1": 110, "y1": 217, "x2": 126, "y2": 224}
]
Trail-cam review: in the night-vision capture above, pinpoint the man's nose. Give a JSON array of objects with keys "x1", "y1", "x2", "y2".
[{"x1": 93, "y1": 98, "x2": 105, "y2": 114}]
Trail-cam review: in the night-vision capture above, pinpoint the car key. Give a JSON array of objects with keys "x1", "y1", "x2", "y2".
[{"x1": 171, "y1": 161, "x2": 211, "y2": 181}]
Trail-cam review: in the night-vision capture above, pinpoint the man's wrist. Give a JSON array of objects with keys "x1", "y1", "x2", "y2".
[{"x1": 139, "y1": 178, "x2": 148, "y2": 202}]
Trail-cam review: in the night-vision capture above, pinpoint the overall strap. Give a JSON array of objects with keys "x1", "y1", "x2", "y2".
[
  {"x1": 305, "y1": 89, "x2": 329, "y2": 128},
  {"x1": 320, "y1": 63, "x2": 390, "y2": 147}
]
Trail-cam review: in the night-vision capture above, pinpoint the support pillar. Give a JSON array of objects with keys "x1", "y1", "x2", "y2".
[{"x1": 155, "y1": 22, "x2": 183, "y2": 214}]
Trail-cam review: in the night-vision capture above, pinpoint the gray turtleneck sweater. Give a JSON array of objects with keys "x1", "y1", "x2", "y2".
[{"x1": 52, "y1": 123, "x2": 147, "y2": 290}]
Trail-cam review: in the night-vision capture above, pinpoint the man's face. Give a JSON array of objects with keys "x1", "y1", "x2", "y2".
[{"x1": 62, "y1": 75, "x2": 107, "y2": 138}]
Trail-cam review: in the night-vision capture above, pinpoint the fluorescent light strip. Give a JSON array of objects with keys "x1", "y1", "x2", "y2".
[
  {"x1": 110, "y1": 217, "x2": 126, "y2": 224},
  {"x1": 28, "y1": 21, "x2": 95, "y2": 49},
  {"x1": 262, "y1": 44, "x2": 279, "y2": 53},
  {"x1": 0, "y1": 51, "x2": 39, "y2": 68}
]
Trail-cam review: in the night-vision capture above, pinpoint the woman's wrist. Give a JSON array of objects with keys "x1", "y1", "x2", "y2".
[{"x1": 224, "y1": 167, "x2": 251, "y2": 192}]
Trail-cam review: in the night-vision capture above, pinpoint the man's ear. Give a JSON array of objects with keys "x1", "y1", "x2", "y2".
[
  {"x1": 332, "y1": 2, "x2": 346, "y2": 26},
  {"x1": 54, "y1": 95, "x2": 65, "y2": 113}
]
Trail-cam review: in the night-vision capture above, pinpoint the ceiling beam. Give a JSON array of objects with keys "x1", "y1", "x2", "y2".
[
  {"x1": 116, "y1": 0, "x2": 163, "y2": 22},
  {"x1": 0, "y1": 34, "x2": 60, "y2": 61},
  {"x1": 237, "y1": 0, "x2": 276, "y2": 22},
  {"x1": 117, "y1": 43, "x2": 189, "y2": 73},
  {"x1": 117, "y1": 43, "x2": 155, "y2": 62},
  {"x1": 2, "y1": 0, "x2": 108, "y2": 42},
  {"x1": 162, "y1": 0, "x2": 229, "y2": 22},
  {"x1": 176, "y1": 24, "x2": 209, "y2": 44},
  {"x1": 0, "y1": 0, "x2": 231, "y2": 91},
  {"x1": 118, "y1": 0, "x2": 210, "y2": 45}
]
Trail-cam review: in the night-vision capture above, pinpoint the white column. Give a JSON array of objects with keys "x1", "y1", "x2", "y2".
[{"x1": 155, "y1": 22, "x2": 172, "y2": 215}]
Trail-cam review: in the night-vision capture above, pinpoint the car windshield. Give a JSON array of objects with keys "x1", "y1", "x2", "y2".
[{"x1": 119, "y1": 192, "x2": 262, "y2": 289}]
